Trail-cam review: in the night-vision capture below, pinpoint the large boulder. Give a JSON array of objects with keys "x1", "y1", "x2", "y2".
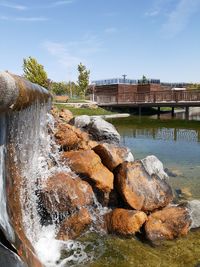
[
  {"x1": 62, "y1": 150, "x2": 114, "y2": 193},
  {"x1": 55, "y1": 123, "x2": 96, "y2": 151},
  {"x1": 56, "y1": 208, "x2": 92, "y2": 241},
  {"x1": 105, "y1": 208, "x2": 147, "y2": 236},
  {"x1": 93, "y1": 143, "x2": 134, "y2": 171},
  {"x1": 187, "y1": 200, "x2": 200, "y2": 229},
  {"x1": 40, "y1": 172, "x2": 93, "y2": 214},
  {"x1": 72, "y1": 115, "x2": 120, "y2": 143},
  {"x1": 115, "y1": 161, "x2": 173, "y2": 211},
  {"x1": 145, "y1": 206, "x2": 191, "y2": 242},
  {"x1": 141, "y1": 155, "x2": 169, "y2": 181}
]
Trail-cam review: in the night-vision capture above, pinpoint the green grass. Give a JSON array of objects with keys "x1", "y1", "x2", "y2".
[
  {"x1": 67, "y1": 98, "x2": 88, "y2": 103},
  {"x1": 54, "y1": 104, "x2": 117, "y2": 116}
]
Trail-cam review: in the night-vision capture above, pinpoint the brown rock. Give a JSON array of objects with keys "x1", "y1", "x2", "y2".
[
  {"x1": 55, "y1": 123, "x2": 93, "y2": 151},
  {"x1": 58, "y1": 108, "x2": 73, "y2": 122},
  {"x1": 105, "y1": 208, "x2": 147, "y2": 235},
  {"x1": 63, "y1": 150, "x2": 114, "y2": 193},
  {"x1": 93, "y1": 143, "x2": 134, "y2": 171},
  {"x1": 145, "y1": 206, "x2": 191, "y2": 242},
  {"x1": 56, "y1": 208, "x2": 92, "y2": 241},
  {"x1": 40, "y1": 172, "x2": 93, "y2": 213},
  {"x1": 115, "y1": 161, "x2": 173, "y2": 212}
]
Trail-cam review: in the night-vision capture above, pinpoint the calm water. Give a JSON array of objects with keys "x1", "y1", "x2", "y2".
[{"x1": 67, "y1": 116, "x2": 200, "y2": 267}]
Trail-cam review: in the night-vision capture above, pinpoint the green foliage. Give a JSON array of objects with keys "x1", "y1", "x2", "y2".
[
  {"x1": 187, "y1": 83, "x2": 200, "y2": 90},
  {"x1": 23, "y1": 56, "x2": 49, "y2": 88},
  {"x1": 50, "y1": 81, "x2": 68, "y2": 95},
  {"x1": 77, "y1": 62, "x2": 90, "y2": 98}
]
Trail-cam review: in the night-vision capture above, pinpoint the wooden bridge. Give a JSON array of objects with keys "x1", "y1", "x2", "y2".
[{"x1": 97, "y1": 89, "x2": 200, "y2": 117}]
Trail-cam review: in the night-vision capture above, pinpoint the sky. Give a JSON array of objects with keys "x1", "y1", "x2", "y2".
[{"x1": 0, "y1": 0, "x2": 200, "y2": 83}]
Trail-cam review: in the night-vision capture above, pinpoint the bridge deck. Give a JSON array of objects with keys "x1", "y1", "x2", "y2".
[{"x1": 97, "y1": 90, "x2": 200, "y2": 107}]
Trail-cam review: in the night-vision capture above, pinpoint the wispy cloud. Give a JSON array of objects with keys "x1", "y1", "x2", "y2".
[
  {"x1": 0, "y1": 15, "x2": 48, "y2": 21},
  {"x1": 50, "y1": 0, "x2": 75, "y2": 7},
  {"x1": 0, "y1": 1, "x2": 27, "y2": 10},
  {"x1": 105, "y1": 27, "x2": 118, "y2": 34},
  {"x1": 43, "y1": 35, "x2": 103, "y2": 70},
  {"x1": 145, "y1": 9, "x2": 160, "y2": 17},
  {"x1": 162, "y1": 0, "x2": 200, "y2": 38}
]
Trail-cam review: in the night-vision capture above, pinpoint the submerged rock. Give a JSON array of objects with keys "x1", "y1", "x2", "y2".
[
  {"x1": 62, "y1": 150, "x2": 114, "y2": 193},
  {"x1": 105, "y1": 208, "x2": 147, "y2": 236},
  {"x1": 40, "y1": 172, "x2": 93, "y2": 214},
  {"x1": 93, "y1": 143, "x2": 134, "y2": 172},
  {"x1": 56, "y1": 208, "x2": 92, "y2": 241},
  {"x1": 72, "y1": 115, "x2": 120, "y2": 143},
  {"x1": 145, "y1": 206, "x2": 191, "y2": 242},
  {"x1": 115, "y1": 161, "x2": 173, "y2": 211},
  {"x1": 187, "y1": 200, "x2": 200, "y2": 229}
]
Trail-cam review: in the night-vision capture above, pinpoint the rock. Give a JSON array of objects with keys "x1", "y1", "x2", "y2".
[
  {"x1": 72, "y1": 115, "x2": 120, "y2": 143},
  {"x1": 141, "y1": 155, "x2": 169, "y2": 181},
  {"x1": 72, "y1": 115, "x2": 91, "y2": 128},
  {"x1": 187, "y1": 200, "x2": 200, "y2": 229},
  {"x1": 93, "y1": 143, "x2": 134, "y2": 171},
  {"x1": 62, "y1": 150, "x2": 114, "y2": 193},
  {"x1": 40, "y1": 172, "x2": 93, "y2": 214},
  {"x1": 56, "y1": 208, "x2": 92, "y2": 241},
  {"x1": 175, "y1": 187, "x2": 192, "y2": 200},
  {"x1": 145, "y1": 206, "x2": 191, "y2": 242},
  {"x1": 115, "y1": 161, "x2": 173, "y2": 211},
  {"x1": 105, "y1": 208, "x2": 147, "y2": 235},
  {"x1": 54, "y1": 123, "x2": 93, "y2": 151},
  {"x1": 58, "y1": 108, "x2": 73, "y2": 122}
]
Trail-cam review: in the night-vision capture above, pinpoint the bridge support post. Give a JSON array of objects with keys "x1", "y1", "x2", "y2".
[
  {"x1": 171, "y1": 107, "x2": 175, "y2": 117},
  {"x1": 157, "y1": 107, "x2": 160, "y2": 119},
  {"x1": 185, "y1": 106, "x2": 189, "y2": 120},
  {"x1": 138, "y1": 106, "x2": 142, "y2": 117}
]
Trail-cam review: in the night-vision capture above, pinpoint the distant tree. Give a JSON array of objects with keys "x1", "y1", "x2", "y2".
[
  {"x1": 77, "y1": 62, "x2": 90, "y2": 98},
  {"x1": 141, "y1": 75, "x2": 148, "y2": 84},
  {"x1": 23, "y1": 56, "x2": 49, "y2": 88},
  {"x1": 49, "y1": 81, "x2": 68, "y2": 95},
  {"x1": 187, "y1": 83, "x2": 200, "y2": 90}
]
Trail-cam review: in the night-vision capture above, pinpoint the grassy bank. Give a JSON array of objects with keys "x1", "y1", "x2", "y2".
[{"x1": 54, "y1": 104, "x2": 116, "y2": 116}]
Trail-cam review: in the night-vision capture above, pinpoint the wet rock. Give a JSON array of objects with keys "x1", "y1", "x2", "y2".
[
  {"x1": 115, "y1": 161, "x2": 173, "y2": 211},
  {"x1": 62, "y1": 150, "x2": 114, "y2": 193},
  {"x1": 93, "y1": 143, "x2": 134, "y2": 172},
  {"x1": 187, "y1": 200, "x2": 200, "y2": 229},
  {"x1": 141, "y1": 155, "x2": 169, "y2": 181},
  {"x1": 40, "y1": 172, "x2": 93, "y2": 214},
  {"x1": 175, "y1": 187, "x2": 192, "y2": 200},
  {"x1": 55, "y1": 123, "x2": 93, "y2": 151},
  {"x1": 145, "y1": 206, "x2": 191, "y2": 242},
  {"x1": 56, "y1": 208, "x2": 92, "y2": 241},
  {"x1": 105, "y1": 208, "x2": 147, "y2": 236},
  {"x1": 72, "y1": 115, "x2": 120, "y2": 143}
]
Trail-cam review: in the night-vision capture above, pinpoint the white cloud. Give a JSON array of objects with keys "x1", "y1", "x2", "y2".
[
  {"x1": 105, "y1": 27, "x2": 118, "y2": 34},
  {"x1": 0, "y1": 2, "x2": 27, "y2": 10},
  {"x1": 50, "y1": 0, "x2": 75, "y2": 7},
  {"x1": 162, "y1": 0, "x2": 200, "y2": 38},
  {"x1": 145, "y1": 9, "x2": 160, "y2": 17},
  {"x1": 0, "y1": 15, "x2": 48, "y2": 21}
]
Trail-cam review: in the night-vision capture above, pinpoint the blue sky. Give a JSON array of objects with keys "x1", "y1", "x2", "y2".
[{"x1": 0, "y1": 0, "x2": 200, "y2": 83}]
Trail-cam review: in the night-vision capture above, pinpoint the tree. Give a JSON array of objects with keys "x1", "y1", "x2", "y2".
[
  {"x1": 77, "y1": 62, "x2": 90, "y2": 98},
  {"x1": 49, "y1": 81, "x2": 69, "y2": 95},
  {"x1": 23, "y1": 56, "x2": 49, "y2": 88}
]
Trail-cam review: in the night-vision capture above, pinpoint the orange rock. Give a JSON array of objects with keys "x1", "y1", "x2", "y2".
[
  {"x1": 63, "y1": 150, "x2": 114, "y2": 193},
  {"x1": 145, "y1": 206, "x2": 191, "y2": 242},
  {"x1": 55, "y1": 123, "x2": 93, "y2": 151},
  {"x1": 105, "y1": 208, "x2": 147, "y2": 235},
  {"x1": 58, "y1": 108, "x2": 73, "y2": 122},
  {"x1": 93, "y1": 143, "x2": 134, "y2": 171},
  {"x1": 56, "y1": 208, "x2": 92, "y2": 241},
  {"x1": 115, "y1": 161, "x2": 173, "y2": 211},
  {"x1": 40, "y1": 172, "x2": 93, "y2": 213}
]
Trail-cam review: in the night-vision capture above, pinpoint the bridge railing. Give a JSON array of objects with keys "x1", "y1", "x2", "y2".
[{"x1": 97, "y1": 90, "x2": 200, "y2": 104}]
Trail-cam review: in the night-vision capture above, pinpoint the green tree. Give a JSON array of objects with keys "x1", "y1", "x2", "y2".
[
  {"x1": 49, "y1": 81, "x2": 69, "y2": 95},
  {"x1": 187, "y1": 83, "x2": 200, "y2": 90},
  {"x1": 23, "y1": 56, "x2": 49, "y2": 88},
  {"x1": 77, "y1": 62, "x2": 90, "y2": 98}
]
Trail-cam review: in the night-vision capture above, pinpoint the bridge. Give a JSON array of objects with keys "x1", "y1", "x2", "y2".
[{"x1": 97, "y1": 89, "x2": 200, "y2": 118}]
